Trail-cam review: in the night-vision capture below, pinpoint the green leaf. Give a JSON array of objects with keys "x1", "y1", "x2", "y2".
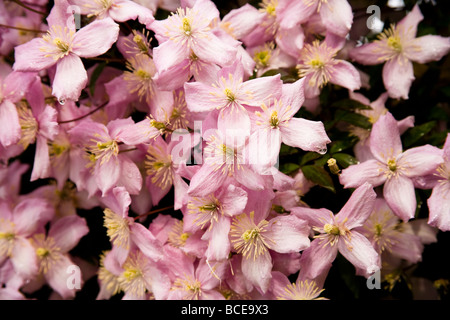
[
  {"x1": 260, "y1": 69, "x2": 283, "y2": 77},
  {"x1": 301, "y1": 165, "x2": 335, "y2": 193},
  {"x1": 329, "y1": 138, "x2": 357, "y2": 154},
  {"x1": 299, "y1": 152, "x2": 321, "y2": 166},
  {"x1": 402, "y1": 121, "x2": 437, "y2": 148},
  {"x1": 335, "y1": 109, "x2": 372, "y2": 129},
  {"x1": 279, "y1": 163, "x2": 300, "y2": 175},
  {"x1": 332, "y1": 153, "x2": 358, "y2": 169},
  {"x1": 89, "y1": 62, "x2": 106, "y2": 97},
  {"x1": 280, "y1": 144, "x2": 299, "y2": 156}
]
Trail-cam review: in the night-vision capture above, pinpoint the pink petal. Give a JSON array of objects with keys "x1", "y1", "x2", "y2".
[
  {"x1": 52, "y1": 54, "x2": 88, "y2": 101},
  {"x1": 204, "y1": 215, "x2": 231, "y2": 261},
  {"x1": 101, "y1": 186, "x2": 131, "y2": 218},
  {"x1": 264, "y1": 215, "x2": 310, "y2": 253},
  {"x1": 275, "y1": 25, "x2": 305, "y2": 58},
  {"x1": 370, "y1": 112, "x2": 403, "y2": 162},
  {"x1": 11, "y1": 237, "x2": 38, "y2": 278},
  {"x1": 153, "y1": 59, "x2": 191, "y2": 91},
  {"x1": 187, "y1": 164, "x2": 228, "y2": 197},
  {"x1": 184, "y1": 81, "x2": 217, "y2": 113},
  {"x1": 329, "y1": 60, "x2": 361, "y2": 91},
  {"x1": 193, "y1": 34, "x2": 237, "y2": 67},
  {"x1": 233, "y1": 166, "x2": 267, "y2": 191},
  {"x1": 427, "y1": 182, "x2": 450, "y2": 231},
  {"x1": 219, "y1": 184, "x2": 248, "y2": 217},
  {"x1": 337, "y1": 182, "x2": 376, "y2": 229},
  {"x1": 45, "y1": 254, "x2": 80, "y2": 299},
  {"x1": 130, "y1": 223, "x2": 164, "y2": 262},
  {"x1": 248, "y1": 127, "x2": 282, "y2": 170},
  {"x1": 217, "y1": 105, "x2": 251, "y2": 139},
  {"x1": 241, "y1": 251, "x2": 272, "y2": 293},
  {"x1": 108, "y1": 0, "x2": 154, "y2": 27},
  {"x1": 13, "y1": 198, "x2": 52, "y2": 237},
  {"x1": 384, "y1": 175, "x2": 416, "y2": 222},
  {"x1": 0, "y1": 100, "x2": 21, "y2": 146},
  {"x1": 95, "y1": 156, "x2": 121, "y2": 196},
  {"x1": 48, "y1": 215, "x2": 89, "y2": 253},
  {"x1": 37, "y1": 105, "x2": 59, "y2": 140},
  {"x1": 407, "y1": 35, "x2": 450, "y2": 64},
  {"x1": 278, "y1": 0, "x2": 316, "y2": 29},
  {"x1": 3, "y1": 71, "x2": 37, "y2": 103},
  {"x1": 13, "y1": 38, "x2": 56, "y2": 72},
  {"x1": 389, "y1": 232, "x2": 423, "y2": 263},
  {"x1": 339, "y1": 159, "x2": 387, "y2": 188},
  {"x1": 116, "y1": 155, "x2": 143, "y2": 196},
  {"x1": 280, "y1": 117, "x2": 330, "y2": 153},
  {"x1": 320, "y1": 0, "x2": 353, "y2": 37},
  {"x1": 382, "y1": 57, "x2": 414, "y2": 100},
  {"x1": 280, "y1": 78, "x2": 305, "y2": 116},
  {"x1": 299, "y1": 239, "x2": 338, "y2": 279},
  {"x1": 46, "y1": 0, "x2": 74, "y2": 29},
  {"x1": 349, "y1": 42, "x2": 384, "y2": 66},
  {"x1": 153, "y1": 40, "x2": 189, "y2": 72},
  {"x1": 30, "y1": 135, "x2": 51, "y2": 182},
  {"x1": 221, "y1": 4, "x2": 265, "y2": 39},
  {"x1": 241, "y1": 74, "x2": 282, "y2": 107},
  {"x1": 397, "y1": 4, "x2": 423, "y2": 40},
  {"x1": 398, "y1": 145, "x2": 443, "y2": 178},
  {"x1": 290, "y1": 207, "x2": 333, "y2": 229},
  {"x1": 72, "y1": 18, "x2": 119, "y2": 58},
  {"x1": 338, "y1": 231, "x2": 380, "y2": 278}
]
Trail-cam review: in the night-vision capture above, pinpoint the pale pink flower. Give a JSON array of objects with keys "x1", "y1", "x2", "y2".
[
  {"x1": 291, "y1": 182, "x2": 380, "y2": 279},
  {"x1": 184, "y1": 183, "x2": 248, "y2": 261},
  {"x1": 247, "y1": 41, "x2": 297, "y2": 77},
  {"x1": 0, "y1": 70, "x2": 37, "y2": 146},
  {"x1": 0, "y1": 160, "x2": 29, "y2": 203},
  {"x1": 101, "y1": 187, "x2": 164, "y2": 266},
  {"x1": 13, "y1": 0, "x2": 120, "y2": 102},
  {"x1": 270, "y1": 271, "x2": 327, "y2": 300},
  {"x1": 30, "y1": 215, "x2": 89, "y2": 299},
  {"x1": 248, "y1": 77, "x2": 330, "y2": 169},
  {"x1": 339, "y1": 112, "x2": 443, "y2": 221},
  {"x1": 349, "y1": 4, "x2": 450, "y2": 99},
  {"x1": 297, "y1": 36, "x2": 361, "y2": 99},
  {"x1": 0, "y1": 198, "x2": 53, "y2": 280},
  {"x1": 427, "y1": 133, "x2": 450, "y2": 231},
  {"x1": 272, "y1": 170, "x2": 315, "y2": 211},
  {"x1": 229, "y1": 211, "x2": 310, "y2": 293}
]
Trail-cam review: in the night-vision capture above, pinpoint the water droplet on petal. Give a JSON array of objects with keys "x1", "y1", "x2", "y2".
[
  {"x1": 59, "y1": 98, "x2": 66, "y2": 105},
  {"x1": 318, "y1": 147, "x2": 327, "y2": 155}
]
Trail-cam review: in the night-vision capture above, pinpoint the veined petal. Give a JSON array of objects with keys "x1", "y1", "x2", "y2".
[
  {"x1": 397, "y1": 4, "x2": 423, "y2": 40},
  {"x1": 339, "y1": 159, "x2": 386, "y2": 188},
  {"x1": 13, "y1": 38, "x2": 56, "y2": 72},
  {"x1": 369, "y1": 112, "x2": 403, "y2": 162},
  {"x1": 184, "y1": 81, "x2": 218, "y2": 113},
  {"x1": 11, "y1": 237, "x2": 38, "y2": 278},
  {"x1": 48, "y1": 215, "x2": 89, "y2": 253},
  {"x1": 299, "y1": 239, "x2": 338, "y2": 280},
  {"x1": 280, "y1": 117, "x2": 330, "y2": 153},
  {"x1": 45, "y1": 254, "x2": 80, "y2": 299},
  {"x1": 406, "y1": 35, "x2": 450, "y2": 64},
  {"x1": 427, "y1": 183, "x2": 450, "y2": 232},
  {"x1": 329, "y1": 60, "x2": 361, "y2": 91},
  {"x1": 389, "y1": 232, "x2": 423, "y2": 263},
  {"x1": 382, "y1": 57, "x2": 414, "y2": 100},
  {"x1": 187, "y1": 164, "x2": 228, "y2": 197},
  {"x1": 337, "y1": 183, "x2": 376, "y2": 229},
  {"x1": 320, "y1": 0, "x2": 353, "y2": 37},
  {"x1": 0, "y1": 100, "x2": 21, "y2": 146},
  {"x1": 95, "y1": 156, "x2": 121, "y2": 196},
  {"x1": 13, "y1": 198, "x2": 52, "y2": 237},
  {"x1": 220, "y1": 184, "x2": 248, "y2": 217},
  {"x1": 349, "y1": 42, "x2": 384, "y2": 66},
  {"x1": 30, "y1": 135, "x2": 51, "y2": 182},
  {"x1": 264, "y1": 215, "x2": 310, "y2": 253},
  {"x1": 241, "y1": 74, "x2": 282, "y2": 107},
  {"x1": 280, "y1": 78, "x2": 305, "y2": 116},
  {"x1": 193, "y1": 34, "x2": 237, "y2": 67},
  {"x1": 384, "y1": 175, "x2": 416, "y2": 222},
  {"x1": 338, "y1": 231, "x2": 379, "y2": 278},
  {"x1": 153, "y1": 40, "x2": 189, "y2": 72},
  {"x1": 398, "y1": 145, "x2": 443, "y2": 178},
  {"x1": 204, "y1": 215, "x2": 231, "y2": 261},
  {"x1": 72, "y1": 18, "x2": 119, "y2": 58},
  {"x1": 130, "y1": 223, "x2": 164, "y2": 262},
  {"x1": 101, "y1": 186, "x2": 131, "y2": 218},
  {"x1": 241, "y1": 250, "x2": 272, "y2": 293},
  {"x1": 52, "y1": 54, "x2": 88, "y2": 101},
  {"x1": 290, "y1": 207, "x2": 333, "y2": 229},
  {"x1": 108, "y1": 0, "x2": 154, "y2": 27}
]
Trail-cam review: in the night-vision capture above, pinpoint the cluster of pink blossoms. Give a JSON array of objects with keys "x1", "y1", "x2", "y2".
[{"x1": 0, "y1": 0, "x2": 449, "y2": 300}]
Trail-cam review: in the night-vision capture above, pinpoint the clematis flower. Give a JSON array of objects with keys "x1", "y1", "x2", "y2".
[
  {"x1": 297, "y1": 35, "x2": 361, "y2": 99},
  {"x1": 150, "y1": 0, "x2": 238, "y2": 75},
  {"x1": 339, "y1": 112, "x2": 443, "y2": 221},
  {"x1": 30, "y1": 215, "x2": 89, "y2": 299},
  {"x1": 13, "y1": 0, "x2": 120, "y2": 102},
  {"x1": 0, "y1": 70, "x2": 36, "y2": 146},
  {"x1": 347, "y1": 91, "x2": 415, "y2": 162},
  {"x1": 68, "y1": 118, "x2": 143, "y2": 196},
  {"x1": 185, "y1": 61, "x2": 282, "y2": 135},
  {"x1": 349, "y1": 4, "x2": 450, "y2": 99},
  {"x1": 270, "y1": 271, "x2": 327, "y2": 300},
  {"x1": 184, "y1": 183, "x2": 248, "y2": 261},
  {"x1": 427, "y1": 133, "x2": 450, "y2": 231},
  {"x1": 292, "y1": 182, "x2": 380, "y2": 280},
  {"x1": 229, "y1": 211, "x2": 310, "y2": 293},
  {"x1": 248, "y1": 77, "x2": 330, "y2": 169},
  {"x1": 101, "y1": 187, "x2": 164, "y2": 266},
  {"x1": 0, "y1": 198, "x2": 53, "y2": 279}
]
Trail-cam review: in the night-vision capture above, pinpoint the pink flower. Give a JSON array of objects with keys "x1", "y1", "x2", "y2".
[
  {"x1": 0, "y1": 70, "x2": 36, "y2": 146},
  {"x1": 249, "y1": 77, "x2": 330, "y2": 169},
  {"x1": 349, "y1": 4, "x2": 450, "y2": 99},
  {"x1": 291, "y1": 182, "x2": 380, "y2": 279},
  {"x1": 184, "y1": 61, "x2": 283, "y2": 135},
  {"x1": 68, "y1": 118, "x2": 143, "y2": 196},
  {"x1": 229, "y1": 211, "x2": 310, "y2": 293},
  {"x1": 184, "y1": 183, "x2": 248, "y2": 261},
  {"x1": 13, "y1": 0, "x2": 120, "y2": 102},
  {"x1": 339, "y1": 112, "x2": 443, "y2": 221},
  {"x1": 427, "y1": 133, "x2": 450, "y2": 231},
  {"x1": 30, "y1": 215, "x2": 89, "y2": 299},
  {"x1": 0, "y1": 198, "x2": 53, "y2": 280},
  {"x1": 297, "y1": 35, "x2": 361, "y2": 99},
  {"x1": 270, "y1": 271, "x2": 327, "y2": 300}
]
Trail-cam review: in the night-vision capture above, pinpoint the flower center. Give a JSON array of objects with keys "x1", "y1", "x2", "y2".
[
  {"x1": 224, "y1": 88, "x2": 236, "y2": 102},
  {"x1": 387, "y1": 158, "x2": 397, "y2": 172},
  {"x1": 323, "y1": 223, "x2": 340, "y2": 236},
  {"x1": 254, "y1": 50, "x2": 271, "y2": 67},
  {"x1": 387, "y1": 35, "x2": 402, "y2": 52},
  {"x1": 53, "y1": 37, "x2": 70, "y2": 53},
  {"x1": 103, "y1": 208, "x2": 130, "y2": 249},
  {"x1": 182, "y1": 17, "x2": 192, "y2": 35},
  {"x1": 269, "y1": 110, "x2": 279, "y2": 128}
]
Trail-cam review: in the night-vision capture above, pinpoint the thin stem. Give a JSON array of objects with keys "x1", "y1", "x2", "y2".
[
  {"x1": 133, "y1": 205, "x2": 175, "y2": 221},
  {"x1": 85, "y1": 56, "x2": 126, "y2": 63},
  {"x1": 119, "y1": 147, "x2": 138, "y2": 154},
  {"x1": 8, "y1": 0, "x2": 47, "y2": 15},
  {"x1": 58, "y1": 101, "x2": 109, "y2": 124},
  {"x1": 0, "y1": 24, "x2": 46, "y2": 33}
]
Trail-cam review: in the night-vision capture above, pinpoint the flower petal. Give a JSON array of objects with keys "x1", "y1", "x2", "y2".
[
  {"x1": 406, "y1": 35, "x2": 450, "y2": 64},
  {"x1": 337, "y1": 182, "x2": 376, "y2": 229},
  {"x1": 427, "y1": 183, "x2": 450, "y2": 232},
  {"x1": 384, "y1": 175, "x2": 416, "y2": 222},
  {"x1": 241, "y1": 251, "x2": 272, "y2": 293},
  {"x1": 280, "y1": 117, "x2": 330, "y2": 153},
  {"x1": 52, "y1": 54, "x2": 88, "y2": 101},
  {"x1": 382, "y1": 57, "x2": 414, "y2": 100},
  {"x1": 299, "y1": 239, "x2": 338, "y2": 280},
  {"x1": 49, "y1": 215, "x2": 89, "y2": 252},
  {"x1": 264, "y1": 215, "x2": 310, "y2": 253},
  {"x1": 0, "y1": 100, "x2": 21, "y2": 146},
  {"x1": 370, "y1": 112, "x2": 403, "y2": 162},
  {"x1": 329, "y1": 60, "x2": 361, "y2": 91},
  {"x1": 398, "y1": 145, "x2": 443, "y2": 178},
  {"x1": 13, "y1": 38, "x2": 56, "y2": 72},
  {"x1": 339, "y1": 159, "x2": 386, "y2": 188}
]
